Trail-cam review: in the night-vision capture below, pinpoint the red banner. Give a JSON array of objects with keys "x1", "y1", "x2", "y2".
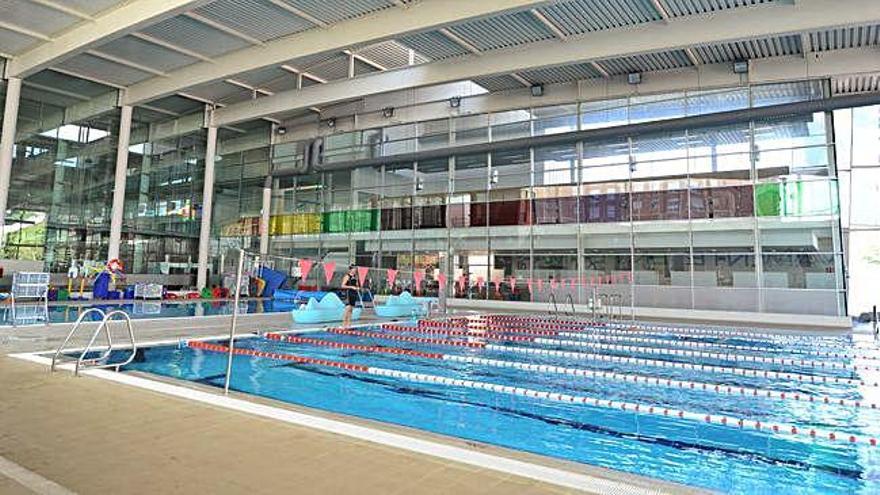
[
  {"x1": 357, "y1": 266, "x2": 369, "y2": 286},
  {"x1": 413, "y1": 270, "x2": 424, "y2": 294},
  {"x1": 386, "y1": 268, "x2": 398, "y2": 286},
  {"x1": 323, "y1": 261, "x2": 336, "y2": 284},
  {"x1": 298, "y1": 258, "x2": 313, "y2": 280},
  {"x1": 438, "y1": 273, "x2": 447, "y2": 290}
]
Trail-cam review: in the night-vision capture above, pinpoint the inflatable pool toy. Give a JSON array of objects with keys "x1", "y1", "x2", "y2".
[
  {"x1": 292, "y1": 292, "x2": 362, "y2": 324},
  {"x1": 374, "y1": 291, "x2": 427, "y2": 318}
]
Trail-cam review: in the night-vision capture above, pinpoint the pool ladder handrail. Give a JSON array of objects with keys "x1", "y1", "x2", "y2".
[
  {"x1": 563, "y1": 293, "x2": 576, "y2": 317},
  {"x1": 548, "y1": 292, "x2": 559, "y2": 318},
  {"x1": 51, "y1": 309, "x2": 138, "y2": 376}
]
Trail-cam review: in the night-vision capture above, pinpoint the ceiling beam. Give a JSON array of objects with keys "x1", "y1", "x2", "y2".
[
  {"x1": 49, "y1": 67, "x2": 125, "y2": 89},
  {"x1": 22, "y1": 0, "x2": 94, "y2": 21},
  {"x1": 649, "y1": 0, "x2": 672, "y2": 21},
  {"x1": 123, "y1": 0, "x2": 555, "y2": 105},
  {"x1": 130, "y1": 32, "x2": 214, "y2": 63},
  {"x1": 213, "y1": 0, "x2": 880, "y2": 125},
  {"x1": 183, "y1": 12, "x2": 265, "y2": 46},
  {"x1": 265, "y1": 0, "x2": 326, "y2": 27},
  {"x1": 7, "y1": 0, "x2": 212, "y2": 77},
  {"x1": 439, "y1": 28, "x2": 481, "y2": 54},
  {"x1": 509, "y1": 73, "x2": 533, "y2": 87},
  {"x1": 22, "y1": 81, "x2": 90, "y2": 101},
  {"x1": 530, "y1": 9, "x2": 567, "y2": 39},
  {"x1": 87, "y1": 50, "x2": 169, "y2": 77},
  {"x1": 344, "y1": 50, "x2": 388, "y2": 72},
  {"x1": 0, "y1": 21, "x2": 52, "y2": 41}
]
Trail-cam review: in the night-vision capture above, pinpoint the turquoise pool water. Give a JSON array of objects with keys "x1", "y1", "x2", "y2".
[
  {"x1": 119, "y1": 315, "x2": 879, "y2": 494},
  {"x1": 0, "y1": 299, "x2": 292, "y2": 325}
]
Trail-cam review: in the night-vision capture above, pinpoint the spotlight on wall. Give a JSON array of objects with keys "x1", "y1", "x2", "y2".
[
  {"x1": 276, "y1": 126, "x2": 287, "y2": 135},
  {"x1": 733, "y1": 60, "x2": 749, "y2": 74},
  {"x1": 449, "y1": 96, "x2": 461, "y2": 108},
  {"x1": 627, "y1": 72, "x2": 642, "y2": 85},
  {"x1": 530, "y1": 83, "x2": 544, "y2": 97},
  {"x1": 382, "y1": 106, "x2": 395, "y2": 118},
  {"x1": 325, "y1": 118, "x2": 336, "y2": 129},
  {"x1": 416, "y1": 178, "x2": 424, "y2": 191}
]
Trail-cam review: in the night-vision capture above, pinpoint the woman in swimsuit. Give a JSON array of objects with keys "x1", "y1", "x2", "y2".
[{"x1": 340, "y1": 264, "x2": 360, "y2": 327}]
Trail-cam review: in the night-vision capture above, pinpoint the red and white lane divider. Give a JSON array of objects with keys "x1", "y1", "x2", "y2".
[
  {"x1": 416, "y1": 320, "x2": 880, "y2": 362},
  {"x1": 383, "y1": 324, "x2": 879, "y2": 373},
  {"x1": 265, "y1": 333, "x2": 880, "y2": 411},
  {"x1": 331, "y1": 327, "x2": 880, "y2": 388},
  {"x1": 478, "y1": 314, "x2": 851, "y2": 343},
  {"x1": 187, "y1": 339, "x2": 876, "y2": 447}
]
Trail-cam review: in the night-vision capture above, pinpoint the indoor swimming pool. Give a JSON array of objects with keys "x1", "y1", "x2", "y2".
[
  {"x1": 0, "y1": 299, "x2": 291, "y2": 326},
  {"x1": 118, "y1": 315, "x2": 879, "y2": 494}
]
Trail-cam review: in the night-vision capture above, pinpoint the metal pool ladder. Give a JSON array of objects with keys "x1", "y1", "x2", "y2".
[{"x1": 51, "y1": 309, "x2": 138, "y2": 376}]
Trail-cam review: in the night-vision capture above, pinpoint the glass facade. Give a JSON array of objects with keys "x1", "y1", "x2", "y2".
[
  {"x1": 268, "y1": 83, "x2": 845, "y2": 316},
  {"x1": 835, "y1": 105, "x2": 880, "y2": 315},
  {"x1": 1, "y1": 76, "x2": 872, "y2": 317}
]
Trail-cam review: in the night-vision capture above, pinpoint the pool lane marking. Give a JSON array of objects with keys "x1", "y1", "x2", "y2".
[
  {"x1": 186, "y1": 340, "x2": 876, "y2": 448},
  {"x1": 382, "y1": 324, "x2": 879, "y2": 373},
  {"x1": 265, "y1": 333, "x2": 880, "y2": 411},
  {"x1": 0, "y1": 454, "x2": 77, "y2": 495},
  {"x1": 476, "y1": 314, "x2": 851, "y2": 342},
  {"x1": 328, "y1": 328, "x2": 880, "y2": 388},
  {"x1": 419, "y1": 319, "x2": 880, "y2": 361}
]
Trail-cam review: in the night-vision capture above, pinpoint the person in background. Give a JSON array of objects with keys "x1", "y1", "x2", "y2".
[{"x1": 340, "y1": 264, "x2": 360, "y2": 327}]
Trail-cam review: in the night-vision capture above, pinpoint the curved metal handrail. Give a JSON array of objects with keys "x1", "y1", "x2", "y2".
[
  {"x1": 51, "y1": 308, "x2": 108, "y2": 372},
  {"x1": 75, "y1": 310, "x2": 137, "y2": 376},
  {"x1": 563, "y1": 294, "x2": 576, "y2": 316},
  {"x1": 547, "y1": 293, "x2": 559, "y2": 318}
]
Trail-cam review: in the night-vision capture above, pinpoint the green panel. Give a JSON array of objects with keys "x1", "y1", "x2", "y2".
[
  {"x1": 755, "y1": 183, "x2": 781, "y2": 217},
  {"x1": 322, "y1": 211, "x2": 348, "y2": 233},
  {"x1": 348, "y1": 209, "x2": 378, "y2": 232},
  {"x1": 782, "y1": 180, "x2": 838, "y2": 216},
  {"x1": 756, "y1": 180, "x2": 840, "y2": 217}
]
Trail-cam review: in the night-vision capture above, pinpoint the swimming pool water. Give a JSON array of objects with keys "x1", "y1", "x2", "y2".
[
  {"x1": 0, "y1": 299, "x2": 290, "y2": 325},
  {"x1": 121, "y1": 315, "x2": 880, "y2": 494}
]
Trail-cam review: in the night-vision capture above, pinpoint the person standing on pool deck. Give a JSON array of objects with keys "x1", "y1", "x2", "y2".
[{"x1": 340, "y1": 264, "x2": 360, "y2": 327}]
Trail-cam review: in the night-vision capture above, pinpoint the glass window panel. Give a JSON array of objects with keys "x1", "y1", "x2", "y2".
[
  {"x1": 452, "y1": 114, "x2": 489, "y2": 145},
  {"x1": 631, "y1": 179, "x2": 689, "y2": 222},
  {"x1": 752, "y1": 81, "x2": 823, "y2": 108},
  {"x1": 753, "y1": 112, "x2": 830, "y2": 178},
  {"x1": 383, "y1": 123, "x2": 416, "y2": 155},
  {"x1": 629, "y1": 93, "x2": 685, "y2": 123},
  {"x1": 453, "y1": 153, "x2": 488, "y2": 194},
  {"x1": 688, "y1": 123, "x2": 751, "y2": 177},
  {"x1": 384, "y1": 162, "x2": 415, "y2": 199},
  {"x1": 686, "y1": 88, "x2": 748, "y2": 116},
  {"x1": 850, "y1": 168, "x2": 880, "y2": 227},
  {"x1": 534, "y1": 144, "x2": 577, "y2": 187},
  {"x1": 580, "y1": 98, "x2": 628, "y2": 130},
  {"x1": 761, "y1": 253, "x2": 838, "y2": 289},
  {"x1": 490, "y1": 109, "x2": 531, "y2": 141},
  {"x1": 847, "y1": 105, "x2": 880, "y2": 167},
  {"x1": 631, "y1": 132, "x2": 688, "y2": 180},
  {"x1": 532, "y1": 104, "x2": 577, "y2": 135},
  {"x1": 416, "y1": 158, "x2": 450, "y2": 195},
  {"x1": 416, "y1": 118, "x2": 449, "y2": 151}
]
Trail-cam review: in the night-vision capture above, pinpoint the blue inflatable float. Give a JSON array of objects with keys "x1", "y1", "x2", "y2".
[
  {"x1": 374, "y1": 291, "x2": 427, "y2": 318},
  {"x1": 291, "y1": 292, "x2": 362, "y2": 324}
]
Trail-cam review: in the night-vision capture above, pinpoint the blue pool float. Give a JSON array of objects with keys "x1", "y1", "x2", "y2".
[
  {"x1": 374, "y1": 291, "x2": 427, "y2": 318},
  {"x1": 291, "y1": 292, "x2": 362, "y2": 324}
]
